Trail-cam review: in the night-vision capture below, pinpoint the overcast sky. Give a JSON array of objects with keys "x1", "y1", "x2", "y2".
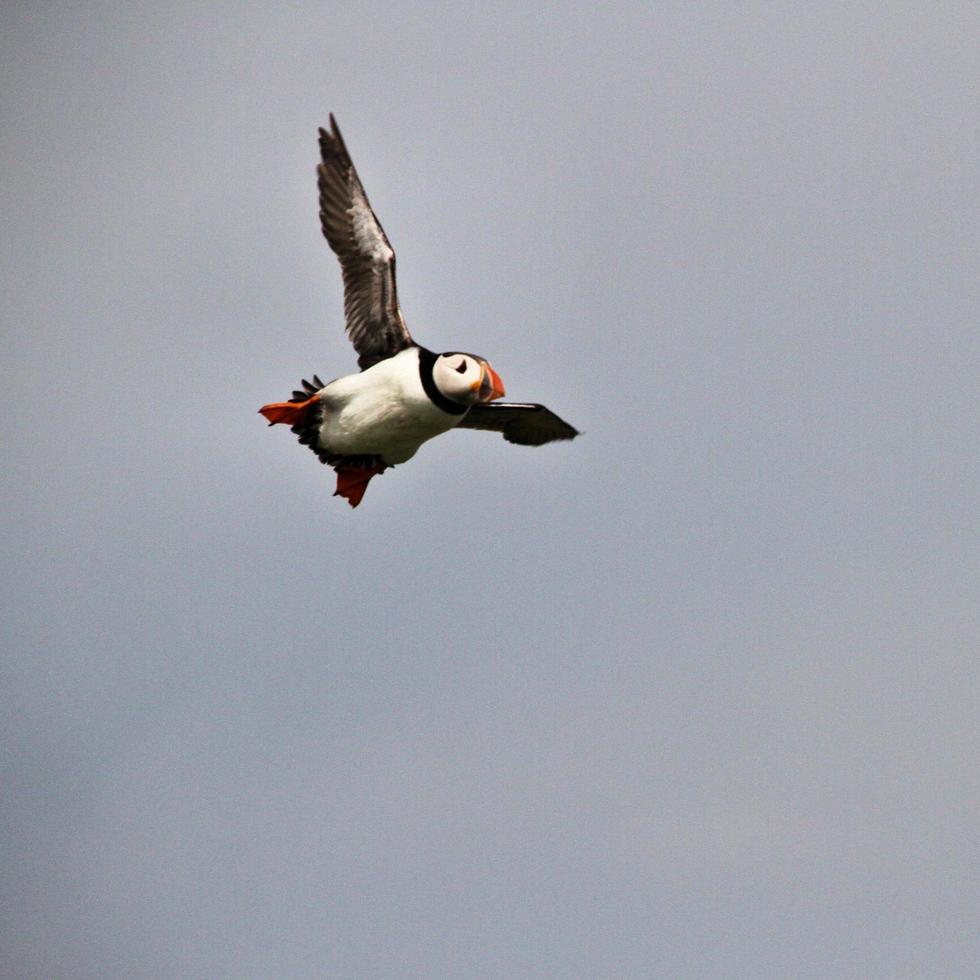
[{"x1": 2, "y1": 3, "x2": 978, "y2": 977}]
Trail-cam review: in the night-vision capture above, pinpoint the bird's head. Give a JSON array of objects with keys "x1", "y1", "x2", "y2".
[{"x1": 433, "y1": 352, "x2": 506, "y2": 405}]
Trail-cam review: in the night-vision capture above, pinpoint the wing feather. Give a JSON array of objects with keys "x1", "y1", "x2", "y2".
[
  {"x1": 457, "y1": 403, "x2": 580, "y2": 446},
  {"x1": 317, "y1": 116, "x2": 414, "y2": 369}
]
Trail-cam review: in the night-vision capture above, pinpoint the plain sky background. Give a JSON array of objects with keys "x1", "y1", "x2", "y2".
[{"x1": 2, "y1": 3, "x2": 978, "y2": 977}]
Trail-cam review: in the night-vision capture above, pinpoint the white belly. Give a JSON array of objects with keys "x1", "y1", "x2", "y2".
[{"x1": 316, "y1": 350, "x2": 462, "y2": 464}]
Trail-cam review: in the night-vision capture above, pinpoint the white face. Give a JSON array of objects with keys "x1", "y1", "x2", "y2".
[{"x1": 432, "y1": 352, "x2": 506, "y2": 405}]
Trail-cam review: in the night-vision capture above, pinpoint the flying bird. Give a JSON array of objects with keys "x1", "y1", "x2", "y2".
[{"x1": 260, "y1": 116, "x2": 579, "y2": 507}]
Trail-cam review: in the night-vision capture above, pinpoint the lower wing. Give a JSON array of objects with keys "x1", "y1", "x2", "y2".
[{"x1": 456, "y1": 403, "x2": 580, "y2": 446}]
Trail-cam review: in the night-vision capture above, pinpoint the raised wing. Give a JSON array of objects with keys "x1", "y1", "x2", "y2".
[
  {"x1": 318, "y1": 116, "x2": 415, "y2": 370},
  {"x1": 457, "y1": 402, "x2": 580, "y2": 446}
]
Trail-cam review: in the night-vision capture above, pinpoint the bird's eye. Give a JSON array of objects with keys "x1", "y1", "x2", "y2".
[{"x1": 455, "y1": 359, "x2": 468, "y2": 374}]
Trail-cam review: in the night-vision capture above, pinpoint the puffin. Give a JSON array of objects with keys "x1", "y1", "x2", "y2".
[{"x1": 260, "y1": 115, "x2": 579, "y2": 507}]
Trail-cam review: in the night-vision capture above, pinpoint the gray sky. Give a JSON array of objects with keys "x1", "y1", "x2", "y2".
[{"x1": 2, "y1": 3, "x2": 978, "y2": 977}]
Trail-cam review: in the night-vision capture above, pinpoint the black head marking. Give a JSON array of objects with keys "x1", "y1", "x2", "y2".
[{"x1": 417, "y1": 348, "x2": 468, "y2": 415}]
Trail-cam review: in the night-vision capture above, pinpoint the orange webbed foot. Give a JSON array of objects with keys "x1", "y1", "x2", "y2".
[
  {"x1": 258, "y1": 395, "x2": 319, "y2": 427},
  {"x1": 334, "y1": 465, "x2": 387, "y2": 508}
]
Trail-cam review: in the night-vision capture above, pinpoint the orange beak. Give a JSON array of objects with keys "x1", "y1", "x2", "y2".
[{"x1": 477, "y1": 361, "x2": 506, "y2": 402}]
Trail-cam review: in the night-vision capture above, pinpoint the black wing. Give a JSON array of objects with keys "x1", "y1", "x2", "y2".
[
  {"x1": 457, "y1": 403, "x2": 580, "y2": 446},
  {"x1": 317, "y1": 116, "x2": 415, "y2": 370}
]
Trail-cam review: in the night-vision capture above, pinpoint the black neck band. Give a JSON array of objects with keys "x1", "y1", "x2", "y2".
[{"x1": 417, "y1": 348, "x2": 468, "y2": 415}]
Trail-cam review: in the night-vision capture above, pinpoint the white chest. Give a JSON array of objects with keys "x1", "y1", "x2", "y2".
[{"x1": 316, "y1": 350, "x2": 463, "y2": 464}]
